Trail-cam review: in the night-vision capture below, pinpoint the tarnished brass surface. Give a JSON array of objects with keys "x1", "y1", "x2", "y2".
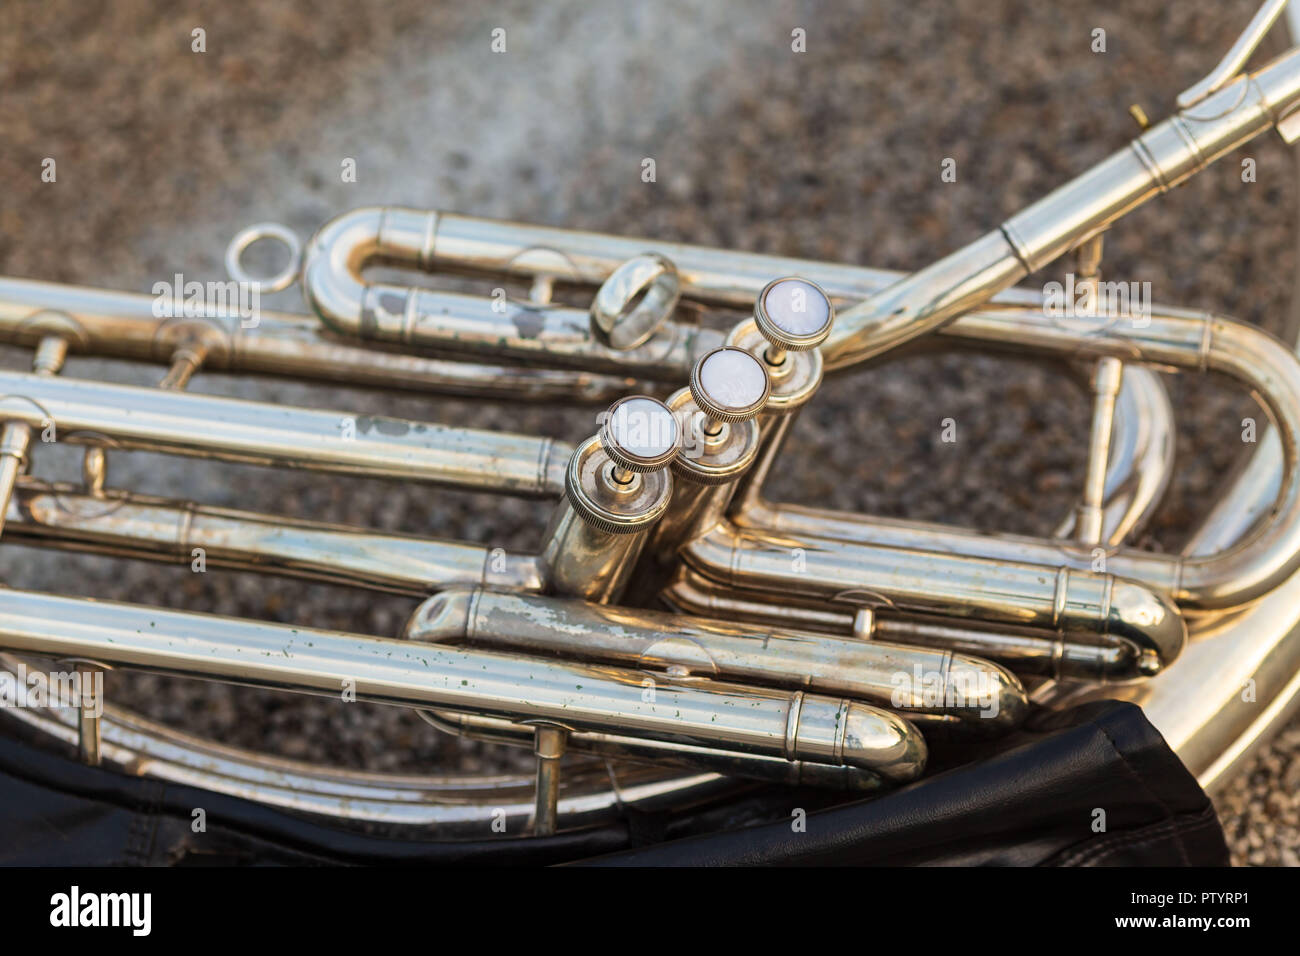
[{"x1": 5, "y1": 3, "x2": 1300, "y2": 836}]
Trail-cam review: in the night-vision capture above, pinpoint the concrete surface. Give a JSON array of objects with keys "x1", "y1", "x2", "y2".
[{"x1": 0, "y1": 0, "x2": 1296, "y2": 863}]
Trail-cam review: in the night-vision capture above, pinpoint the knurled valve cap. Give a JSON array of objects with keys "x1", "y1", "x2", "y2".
[
  {"x1": 688, "y1": 346, "x2": 772, "y2": 425},
  {"x1": 599, "y1": 395, "x2": 681, "y2": 473},
  {"x1": 754, "y1": 277, "x2": 835, "y2": 357},
  {"x1": 564, "y1": 395, "x2": 677, "y2": 535}
]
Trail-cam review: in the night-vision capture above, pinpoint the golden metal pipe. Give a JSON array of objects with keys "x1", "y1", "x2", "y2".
[
  {"x1": 4, "y1": 480, "x2": 545, "y2": 596},
  {"x1": 1051, "y1": 364, "x2": 1174, "y2": 545},
  {"x1": 404, "y1": 587, "x2": 1027, "y2": 729},
  {"x1": 0, "y1": 425, "x2": 30, "y2": 540},
  {"x1": 302, "y1": 207, "x2": 721, "y2": 379},
  {"x1": 159, "y1": 346, "x2": 205, "y2": 390},
  {"x1": 288, "y1": 45, "x2": 1300, "y2": 393},
  {"x1": 538, "y1": 398, "x2": 679, "y2": 601},
  {"x1": 0, "y1": 588, "x2": 926, "y2": 783},
  {"x1": 0, "y1": 277, "x2": 641, "y2": 404},
  {"x1": 739, "y1": 307, "x2": 1300, "y2": 612},
  {"x1": 531, "y1": 724, "x2": 568, "y2": 837},
  {"x1": 661, "y1": 564, "x2": 1170, "y2": 683},
  {"x1": 0, "y1": 369, "x2": 569, "y2": 497},
  {"x1": 1176, "y1": 0, "x2": 1289, "y2": 109},
  {"x1": 1076, "y1": 357, "x2": 1124, "y2": 545},
  {"x1": 684, "y1": 521, "x2": 1186, "y2": 678},
  {"x1": 823, "y1": 44, "x2": 1300, "y2": 369},
  {"x1": 297, "y1": 41, "x2": 1300, "y2": 394},
  {"x1": 420, "y1": 710, "x2": 883, "y2": 790},
  {"x1": 0, "y1": 335, "x2": 67, "y2": 537},
  {"x1": 6, "y1": 20, "x2": 1300, "y2": 826},
  {"x1": 76, "y1": 662, "x2": 102, "y2": 767},
  {"x1": 1072, "y1": 230, "x2": 1121, "y2": 547},
  {"x1": 1051, "y1": 420, "x2": 1300, "y2": 793},
  {"x1": 0, "y1": 677, "x2": 742, "y2": 831}
]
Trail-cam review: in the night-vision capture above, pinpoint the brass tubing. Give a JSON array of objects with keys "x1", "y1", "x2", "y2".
[
  {"x1": 303, "y1": 204, "x2": 1161, "y2": 320},
  {"x1": 730, "y1": 410, "x2": 797, "y2": 516},
  {"x1": 0, "y1": 425, "x2": 30, "y2": 540},
  {"x1": 3, "y1": 480, "x2": 545, "y2": 596},
  {"x1": 539, "y1": 400, "x2": 679, "y2": 602},
  {"x1": 76, "y1": 663, "x2": 102, "y2": 766},
  {"x1": 1076, "y1": 357, "x2": 1125, "y2": 546},
  {"x1": 662, "y1": 565, "x2": 858, "y2": 633},
  {"x1": 404, "y1": 587, "x2": 1027, "y2": 729},
  {"x1": 736, "y1": 500, "x2": 1179, "y2": 599},
  {"x1": 532, "y1": 724, "x2": 568, "y2": 836},
  {"x1": 661, "y1": 565, "x2": 1164, "y2": 682},
  {"x1": 872, "y1": 615, "x2": 1141, "y2": 682},
  {"x1": 723, "y1": 307, "x2": 829, "y2": 520},
  {"x1": 638, "y1": 347, "x2": 770, "y2": 577},
  {"x1": 1052, "y1": 365, "x2": 1175, "y2": 545},
  {"x1": 159, "y1": 346, "x2": 205, "y2": 390},
  {"x1": 741, "y1": 308, "x2": 1300, "y2": 612},
  {"x1": 537, "y1": 497, "x2": 649, "y2": 602},
  {"x1": 643, "y1": 477, "x2": 734, "y2": 569},
  {"x1": 0, "y1": 336, "x2": 67, "y2": 539},
  {"x1": 1184, "y1": 426, "x2": 1283, "y2": 558},
  {"x1": 1051, "y1": 428, "x2": 1300, "y2": 792},
  {"x1": 824, "y1": 44, "x2": 1300, "y2": 369},
  {"x1": 421, "y1": 710, "x2": 883, "y2": 790},
  {"x1": 734, "y1": 362, "x2": 1174, "y2": 549},
  {"x1": 0, "y1": 681, "x2": 745, "y2": 830},
  {"x1": 302, "y1": 207, "x2": 720, "y2": 379},
  {"x1": 19, "y1": 20, "x2": 1300, "y2": 826},
  {"x1": 0, "y1": 277, "x2": 640, "y2": 404},
  {"x1": 391, "y1": 209, "x2": 892, "y2": 308},
  {"x1": 685, "y1": 522, "x2": 1186, "y2": 677},
  {"x1": 0, "y1": 370, "x2": 569, "y2": 497},
  {"x1": 0, "y1": 588, "x2": 926, "y2": 782},
  {"x1": 288, "y1": 49, "x2": 1300, "y2": 385}
]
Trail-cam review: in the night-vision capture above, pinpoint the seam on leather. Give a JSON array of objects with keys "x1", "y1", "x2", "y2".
[
  {"x1": 1088, "y1": 709, "x2": 1193, "y2": 865},
  {"x1": 1050, "y1": 807, "x2": 1222, "y2": 867},
  {"x1": 1069, "y1": 813, "x2": 1222, "y2": 867}
]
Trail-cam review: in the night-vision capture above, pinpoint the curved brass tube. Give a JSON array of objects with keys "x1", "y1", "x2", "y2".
[
  {"x1": 1050, "y1": 430, "x2": 1300, "y2": 793},
  {"x1": 684, "y1": 522, "x2": 1187, "y2": 678},
  {"x1": 1052, "y1": 365, "x2": 1175, "y2": 545},
  {"x1": 737, "y1": 362, "x2": 1174, "y2": 558},
  {"x1": 0, "y1": 277, "x2": 640, "y2": 404},
  {"x1": 740, "y1": 308, "x2": 1300, "y2": 612},
  {"x1": 348, "y1": 209, "x2": 893, "y2": 309},
  {"x1": 295, "y1": 47, "x2": 1300, "y2": 392},
  {"x1": 302, "y1": 206, "x2": 719, "y2": 379},
  {"x1": 8, "y1": 14, "x2": 1300, "y2": 831},
  {"x1": 403, "y1": 587, "x2": 1028, "y2": 730},
  {"x1": 0, "y1": 681, "x2": 744, "y2": 831},
  {"x1": 661, "y1": 566, "x2": 1165, "y2": 682}
]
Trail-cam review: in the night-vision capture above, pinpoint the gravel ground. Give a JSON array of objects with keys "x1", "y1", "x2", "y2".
[{"x1": 1, "y1": 0, "x2": 1296, "y2": 864}]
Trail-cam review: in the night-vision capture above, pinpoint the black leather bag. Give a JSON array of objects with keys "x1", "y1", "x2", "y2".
[{"x1": 0, "y1": 701, "x2": 1227, "y2": 866}]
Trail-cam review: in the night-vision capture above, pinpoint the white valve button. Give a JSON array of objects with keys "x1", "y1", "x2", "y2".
[
  {"x1": 600, "y1": 395, "x2": 680, "y2": 472},
  {"x1": 689, "y1": 346, "x2": 771, "y2": 424},
  {"x1": 756, "y1": 277, "x2": 834, "y2": 351}
]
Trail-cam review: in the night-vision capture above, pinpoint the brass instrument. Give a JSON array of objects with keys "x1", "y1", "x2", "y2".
[{"x1": 6, "y1": 0, "x2": 1300, "y2": 839}]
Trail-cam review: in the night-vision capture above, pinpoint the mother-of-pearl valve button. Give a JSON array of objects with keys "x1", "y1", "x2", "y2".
[
  {"x1": 688, "y1": 346, "x2": 772, "y2": 425},
  {"x1": 755, "y1": 277, "x2": 834, "y2": 357},
  {"x1": 599, "y1": 395, "x2": 681, "y2": 473}
]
